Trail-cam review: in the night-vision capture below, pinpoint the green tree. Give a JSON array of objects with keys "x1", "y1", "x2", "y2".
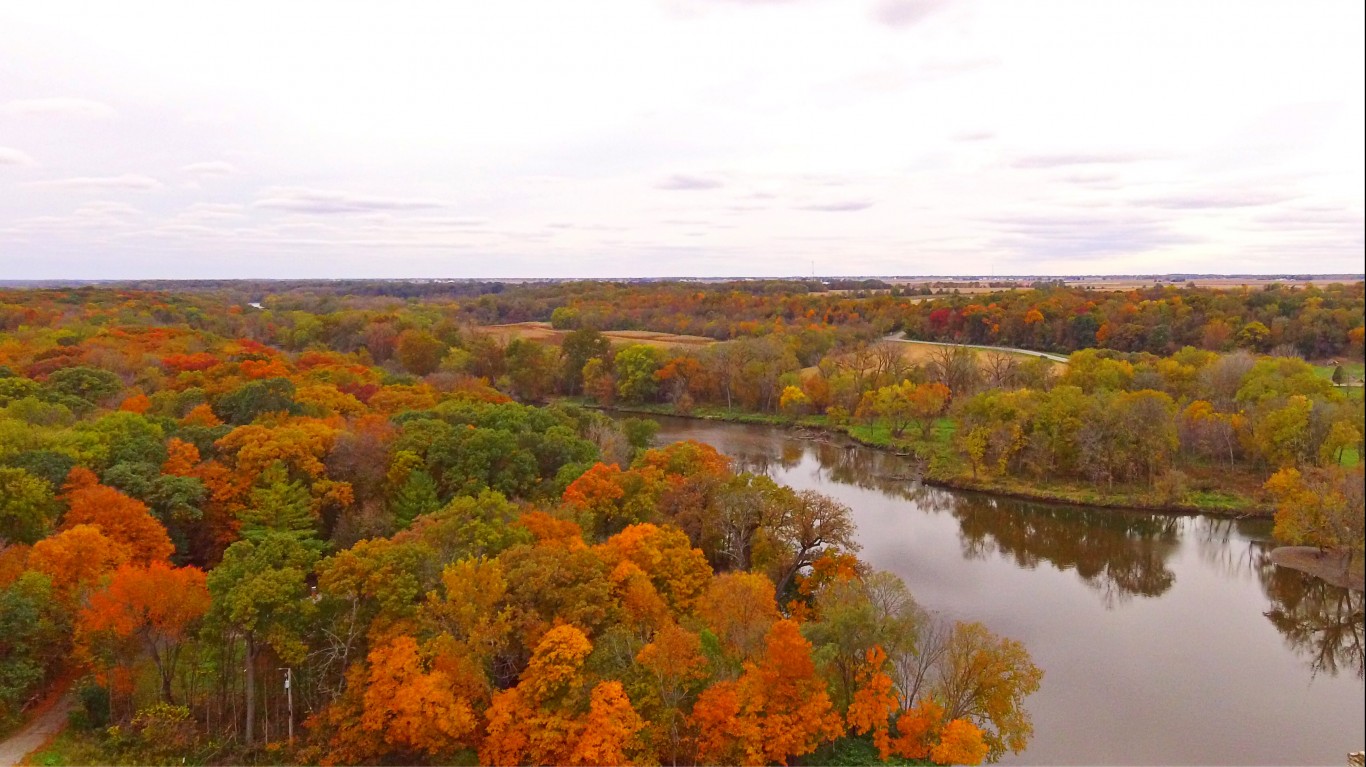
[
  {"x1": 0, "y1": 467, "x2": 58, "y2": 545},
  {"x1": 391, "y1": 467, "x2": 441, "y2": 529},
  {"x1": 239, "y1": 461, "x2": 317, "y2": 543},
  {"x1": 560, "y1": 328, "x2": 610, "y2": 394},
  {"x1": 46, "y1": 366, "x2": 122, "y2": 405},
  {"x1": 614, "y1": 345, "x2": 664, "y2": 404},
  {"x1": 205, "y1": 533, "x2": 319, "y2": 745},
  {"x1": 213, "y1": 378, "x2": 300, "y2": 425},
  {"x1": 1236, "y1": 321, "x2": 1272, "y2": 351},
  {"x1": 0, "y1": 572, "x2": 67, "y2": 725}
]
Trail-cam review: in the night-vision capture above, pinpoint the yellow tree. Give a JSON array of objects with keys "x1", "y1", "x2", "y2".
[{"x1": 931, "y1": 621, "x2": 1043, "y2": 762}]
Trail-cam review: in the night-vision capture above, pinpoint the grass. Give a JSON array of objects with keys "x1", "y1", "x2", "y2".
[
  {"x1": 1312, "y1": 361, "x2": 1364, "y2": 381},
  {"x1": 481, "y1": 322, "x2": 716, "y2": 350},
  {"x1": 22, "y1": 727, "x2": 105, "y2": 767}
]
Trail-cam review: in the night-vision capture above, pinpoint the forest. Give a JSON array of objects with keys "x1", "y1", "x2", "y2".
[{"x1": 0, "y1": 280, "x2": 1362, "y2": 766}]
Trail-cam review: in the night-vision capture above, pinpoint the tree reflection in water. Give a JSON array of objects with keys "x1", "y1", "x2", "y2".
[
  {"x1": 664, "y1": 421, "x2": 1364, "y2": 680},
  {"x1": 1256, "y1": 547, "x2": 1365, "y2": 680},
  {"x1": 1195, "y1": 516, "x2": 1364, "y2": 680},
  {"x1": 949, "y1": 495, "x2": 1181, "y2": 606}
]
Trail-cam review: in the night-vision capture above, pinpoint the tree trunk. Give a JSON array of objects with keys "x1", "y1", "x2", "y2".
[{"x1": 245, "y1": 636, "x2": 257, "y2": 746}]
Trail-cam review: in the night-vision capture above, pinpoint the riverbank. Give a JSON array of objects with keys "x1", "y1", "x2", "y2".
[
  {"x1": 1269, "y1": 547, "x2": 1366, "y2": 592},
  {"x1": 580, "y1": 400, "x2": 1274, "y2": 518}
]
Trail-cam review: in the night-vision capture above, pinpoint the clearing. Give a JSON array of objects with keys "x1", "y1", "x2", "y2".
[{"x1": 480, "y1": 322, "x2": 716, "y2": 350}]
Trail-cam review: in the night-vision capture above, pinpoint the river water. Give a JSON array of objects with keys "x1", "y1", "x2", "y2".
[{"x1": 646, "y1": 416, "x2": 1365, "y2": 766}]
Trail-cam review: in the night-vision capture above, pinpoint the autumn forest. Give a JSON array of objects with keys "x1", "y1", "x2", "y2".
[{"x1": 0, "y1": 279, "x2": 1362, "y2": 766}]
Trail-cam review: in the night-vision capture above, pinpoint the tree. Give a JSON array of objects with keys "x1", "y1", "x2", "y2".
[
  {"x1": 482, "y1": 624, "x2": 642, "y2": 766},
  {"x1": 779, "y1": 385, "x2": 810, "y2": 417},
  {"x1": 615, "y1": 345, "x2": 665, "y2": 404},
  {"x1": 803, "y1": 571, "x2": 919, "y2": 710},
  {"x1": 390, "y1": 467, "x2": 441, "y2": 529},
  {"x1": 560, "y1": 328, "x2": 611, "y2": 394},
  {"x1": 636, "y1": 622, "x2": 710, "y2": 765},
  {"x1": 46, "y1": 366, "x2": 122, "y2": 405},
  {"x1": 770, "y1": 490, "x2": 859, "y2": 597},
  {"x1": 78, "y1": 561, "x2": 210, "y2": 704},
  {"x1": 395, "y1": 329, "x2": 446, "y2": 376},
  {"x1": 0, "y1": 572, "x2": 66, "y2": 724},
  {"x1": 847, "y1": 647, "x2": 898, "y2": 760},
  {"x1": 692, "y1": 619, "x2": 844, "y2": 766},
  {"x1": 205, "y1": 533, "x2": 319, "y2": 745},
  {"x1": 1236, "y1": 321, "x2": 1271, "y2": 351},
  {"x1": 569, "y1": 681, "x2": 648, "y2": 766},
  {"x1": 239, "y1": 461, "x2": 317, "y2": 542},
  {"x1": 596, "y1": 523, "x2": 711, "y2": 615},
  {"x1": 27, "y1": 524, "x2": 131, "y2": 605},
  {"x1": 931, "y1": 621, "x2": 1043, "y2": 762},
  {"x1": 697, "y1": 572, "x2": 780, "y2": 665},
  {"x1": 502, "y1": 338, "x2": 557, "y2": 401},
  {"x1": 61, "y1": 467, "x2": 175, "y2": 563},
  {"x1": 213, "y1": 378, "x2": 300, "y2": 425},
  {"x1": 0, "y1": 467, "x2": 57, "y2": 545},
  {"x1": 930, "y1": 718, "x2": 989, "y2": 766},
  {"x1": 358, "y1": 636, "x2": 477, "y2": 758},
  {"x1": 1266, "y1": 466, "x2": 1365, "y2": 570}
]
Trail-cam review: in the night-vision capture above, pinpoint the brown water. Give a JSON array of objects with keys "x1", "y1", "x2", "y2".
[{"x1": 646, "y1": 416, "x2": 1365, "y2": 766}]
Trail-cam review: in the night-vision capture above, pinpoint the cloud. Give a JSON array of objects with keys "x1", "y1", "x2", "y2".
[
  {"x1": 0, "y1": 147, "x2": 37, "y2": 166},
  {"x1": 253, "y1": 188, "x2": 447, "y2": 214},
  {"x1": 31, "y1": 174, "x2": 163, "y2": 190},
  {"x1": 872, "y1": 0, "x2": 950, "y2": 28},
  {"x1": 1, "y1": 98, "x2": 114, "y2": 118},
  {"x1": 1060, "y1": 172, "x2": 1118, "y2": 185},
  {"x1": 180, "y1": 161, "x2": 239, "y2": 177},
  {"x1": 985, "y1": 212, "x2": 1195, "y2": 258},
  {"x1": 796, "y1": 199, "x2": 874, "y2": 212},
  {"x1": 656, "y1": 174, "x2": 724, "y2": 190},
  {"x1": 1011, "y1": 152, "x2": 1153, "y2": 169},
  {"x1": 953, "y1": 130, "x2": 995, "y2": 142},
  {"x1": 1137, "y1": 191, "x2": 1294, "y2": 209},
  {"x1": 1251, "y1": 208, "x2": 1364, "y2": 227}
]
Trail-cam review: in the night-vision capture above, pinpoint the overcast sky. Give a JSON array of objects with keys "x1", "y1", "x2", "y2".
[{"x1": 2, "y1": 1, "x2": 1363, "y2": 279}]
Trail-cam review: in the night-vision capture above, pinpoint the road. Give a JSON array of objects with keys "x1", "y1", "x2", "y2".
[
  {"x1": 882, "y1": 334, "x2": 1071, "y2": 363},
  {"x1": 0, "y1": 692, "x2": 73, "y2": 767}
]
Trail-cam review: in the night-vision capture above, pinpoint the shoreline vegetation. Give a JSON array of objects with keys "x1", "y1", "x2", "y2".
[{"x1": 583, "y1": 400, "x2": 1277, "y2": 519}]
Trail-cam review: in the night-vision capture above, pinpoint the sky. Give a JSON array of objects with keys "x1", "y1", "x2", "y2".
[{"x1": 1, "y1": 0, "x2": 1363, "y2": 279}]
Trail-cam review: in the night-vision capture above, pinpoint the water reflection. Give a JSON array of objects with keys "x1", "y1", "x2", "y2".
[
  {"x1": 1256, "y1": 548, "x2": 1365, "y2": 680},
  {"x1": 644, "y1": 416, "x2": 1364, "y2": 762},
  {"x1": 1193, "y1": 516, "x2": 1364, "y2": 680},
  {"x1": 949, "y1": 495, "x2": 1181, "y2": 606}
]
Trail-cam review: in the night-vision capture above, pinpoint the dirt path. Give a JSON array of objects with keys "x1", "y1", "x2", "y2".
[
  {"x1": 0, "y1": 692, "x2": 74, "y2": 767},
  {"x1": 882, "y1": 334, "x2": 1071, "y2": 363}
]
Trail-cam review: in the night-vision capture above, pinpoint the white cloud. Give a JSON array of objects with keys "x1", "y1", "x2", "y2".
[
  {"x1": 0, "y1": 97, "x2": 114, "y2": 118},
  {"x1": 253, "y1": 188, "x2": 448, "y2": 214},
  {"x1": 179, "y1": 161, "x2": 239, "y2": 177},
  {"x1": 0, "y1": 147, "x2": 37, "y2": 166},
  {"x1": 656, "y1": 174, "x2": 725, "y2": 190},
  {"x1": 31, "y1": 174, "x2": 163, "y2": 190},
  {"x1": 871, "y1": 0, "x2": 951, "y2": 28}
]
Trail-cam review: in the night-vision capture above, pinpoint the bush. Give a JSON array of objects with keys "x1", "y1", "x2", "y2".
[{"x1": 77, "y1": 682, "x2": 110, "y2": 730}]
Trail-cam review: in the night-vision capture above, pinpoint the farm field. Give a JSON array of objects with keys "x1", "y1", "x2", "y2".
[{"x1": 481, "y1": 321, "x2": 716, "y2": 349}]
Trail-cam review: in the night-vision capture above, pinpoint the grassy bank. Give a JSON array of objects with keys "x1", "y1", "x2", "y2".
[{"x1": 578, "y1": 399, "x2": 1275, "y2": 518}]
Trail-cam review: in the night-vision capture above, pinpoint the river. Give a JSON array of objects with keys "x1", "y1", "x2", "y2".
[{"x1": 645, "y1": 416, "x2": 1365, "y2": 766}]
